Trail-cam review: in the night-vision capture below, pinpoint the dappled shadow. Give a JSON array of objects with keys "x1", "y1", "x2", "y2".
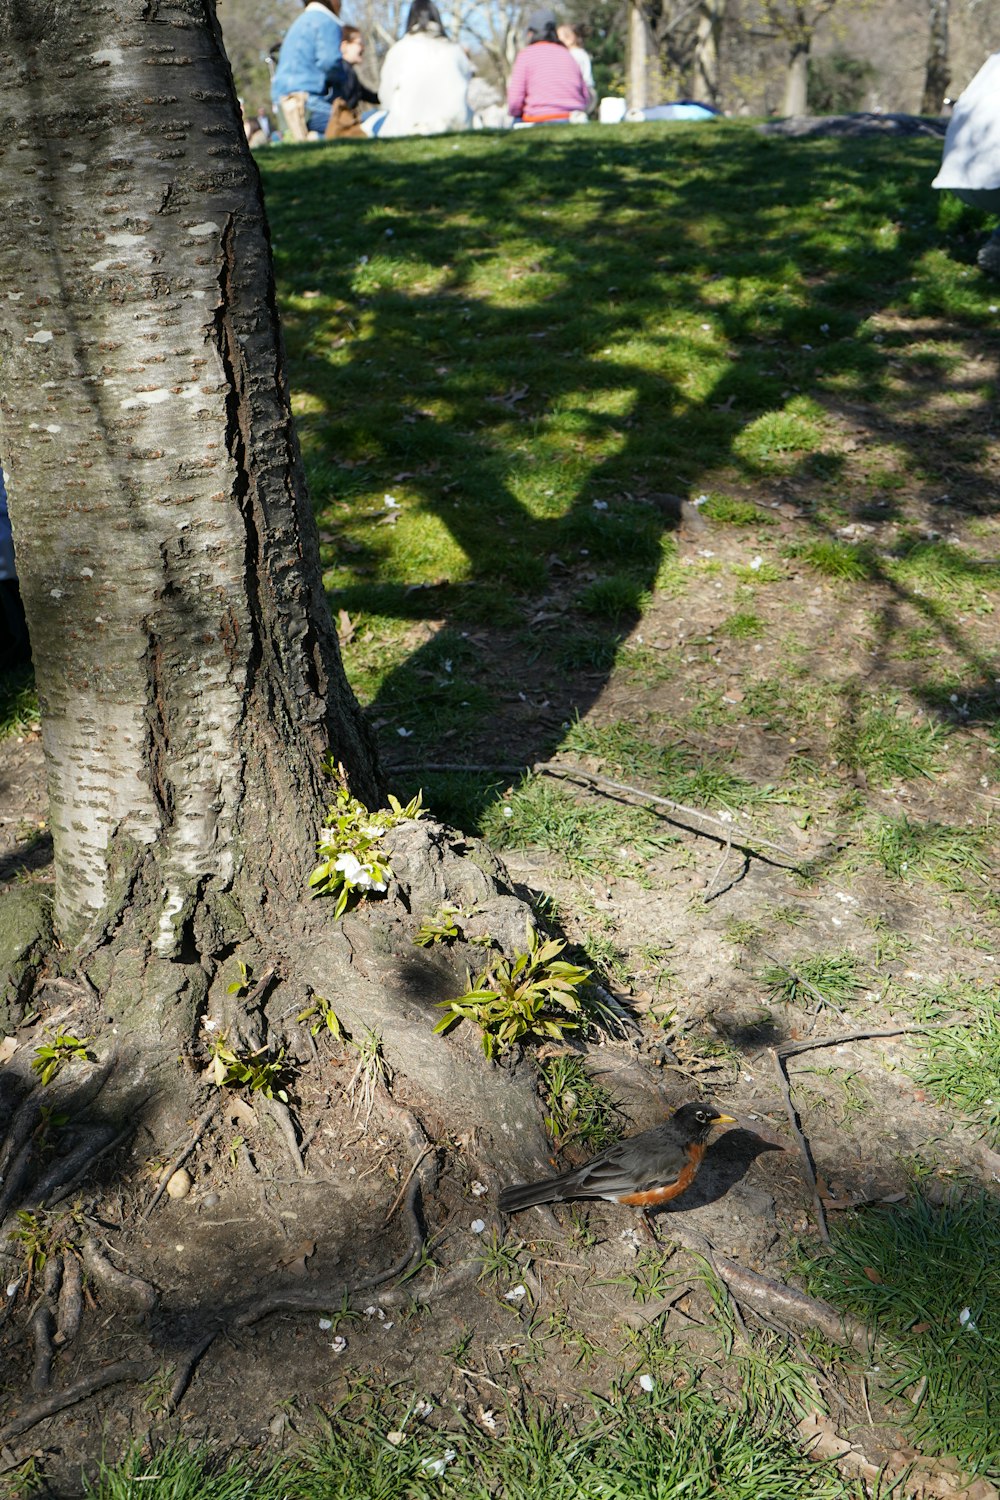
[{"x1": 257, "y1": 124, "x2": 999, "y2": 845}]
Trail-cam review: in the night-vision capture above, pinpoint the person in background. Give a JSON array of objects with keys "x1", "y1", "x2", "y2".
[
  {"x1": 271, "y1": 0, "x2": 344, "y2": 139},
  {"x1": 507, "y1": 9, "x2": 589, "y2": 127},
  {"x1": 369, "y1": 0, "x2": 472, "y2": 138},
  {"x1": 932, "y1": 51, "x2": 1000, "y2": 277},
  {"x1": 556, "y1": 22, "x2": 597, "y2": 113},
  {"x1": 326, "y1": 27, "x2": 380, "y2": 115}
]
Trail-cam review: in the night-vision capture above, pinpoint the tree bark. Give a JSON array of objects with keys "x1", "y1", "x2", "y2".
[
  {"x1": 920, "y1": 0, "x2": 950, "y2": 116},
  {"x1": 0, "y1": 0, "x2": 377, "y2": 981},
  {"x1": 692, "y1": 0, "x2": 725, "y2": 105},
  {"x1": 628, "y1": 0, "x2": 652, "y2": 111},
  {"x1": 782, "y1": 42, "x2": 809, "y2": 115}
]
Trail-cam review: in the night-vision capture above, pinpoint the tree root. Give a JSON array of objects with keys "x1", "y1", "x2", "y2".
[
  {"x1": 27, "y1": 1125, "x2": 119, "y2": 1211},
  {"x1": 54, "y1": 1253, "x2": 83, "y2": 1346},
  {"x1": 81, "y1": 1237, "x2": 157, "y2": 1317},
  {"x1": 165, "y1": 1331, "x2": 220, "y2": 1416},
  {"x1": 30, "y1": 1305, "x2": 54, "y2": 1393},
  {"x1": 264, "y1": 1096, "x2": 305, "y2": 1178},
  {"x1": 667, "y1": 1226, "x2": 870, "y2": 1353},
  {"x1": 0, "y1": 1358, "x2": 158, "y2": 1445},
  {"x1": 0, "y1": 1094, "x2": 40, "y2": 1184}
]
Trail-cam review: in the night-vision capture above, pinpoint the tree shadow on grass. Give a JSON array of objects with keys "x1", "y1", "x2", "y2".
[{"x1": 258, "y1": 124, "x2": 999, "y2": 861}]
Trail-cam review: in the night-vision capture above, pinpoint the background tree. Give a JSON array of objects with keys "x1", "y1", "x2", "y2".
[
  {"x1": 921, "y1": 0, "x2": 951, "y2": 113},
  {"x1": 0, "y1": 0, "x2": 546, "y2": 1166}
]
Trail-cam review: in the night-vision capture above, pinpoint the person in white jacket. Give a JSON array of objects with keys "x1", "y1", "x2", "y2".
[
  {"x1": 369, "y1": 0, "x2": 472, "y2": 137},
  {"x1": 932, "y1": 52, "x2": 1000, "y2": 277}
]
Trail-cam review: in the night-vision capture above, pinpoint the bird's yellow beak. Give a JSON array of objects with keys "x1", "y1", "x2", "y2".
[{"x1": 714, "y1": 1113, "x2": 737, "y2": 1125}]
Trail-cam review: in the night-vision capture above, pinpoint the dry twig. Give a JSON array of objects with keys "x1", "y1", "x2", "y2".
[
  {"x1": 143, "y1": 1098, "x2": 220, "y2": 1221},
  {"x1": 768, "y1": 1047, "x2": 831, "y2": 1246}
]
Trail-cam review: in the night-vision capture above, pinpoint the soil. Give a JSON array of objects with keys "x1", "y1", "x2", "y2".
[{"x1": 1, "y1": 326, "x2": 999, "y2": 1496}]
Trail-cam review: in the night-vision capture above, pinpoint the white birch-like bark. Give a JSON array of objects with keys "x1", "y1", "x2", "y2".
[{"x1": 0, "y1": 0, "x2": 377, "y2": 961}]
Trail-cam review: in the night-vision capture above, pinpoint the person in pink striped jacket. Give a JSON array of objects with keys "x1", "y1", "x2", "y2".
[{"x1": 507, "y1": 8, "x2": 589, "y2": 126}]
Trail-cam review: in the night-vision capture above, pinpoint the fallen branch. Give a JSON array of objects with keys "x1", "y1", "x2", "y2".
[
  {"x1": 542, "y1": 765, "x2": 800, "y2": 863},
  {"x1": 143, "y1": 1097, "x2": 220, "y2": 1220},
  {"x1": 768, "y1": 1047, "x2": 831, "y2": 1246},
  {"x1": 774, "y1": 1021, "x2": 965, "y2": 1061}
]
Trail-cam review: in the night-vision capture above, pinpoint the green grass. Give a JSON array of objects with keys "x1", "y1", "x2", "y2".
[
  {"x1": 833, "y1": 701, "x2": 946, "y2": 781},
  {"x1": 480, "y1": 775, "x2": 677, "y2": 877},
  {"x1": 80, "y1": 1382, "x2": 860, "y2": 1499},
  {"x1": 908, "y1": 981, "x2": 1000, "y2": 1140},
  {"x1": 862, "y1": 815, "x2": 992, "y2": 894},
  {"x1": 538, "y1": 1053, "x2": 627, "y2": 1150},
  {"x1": 253, "y1": 126, "x2": 998, "y2": 815},
  {"x1": 804, "y1": 1194, "x2": 1000, "y2": 1476},
  {"x1": 0, "y1": 667, "x2": 38, "y2": 739},
  {"x1": 760, "y1": 951, "x2": 866, "y2": 1011}
]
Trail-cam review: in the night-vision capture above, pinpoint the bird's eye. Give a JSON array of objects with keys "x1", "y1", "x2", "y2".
[{"x1": 696, "y1": 1109, "x2": 707, "y2": 1123}]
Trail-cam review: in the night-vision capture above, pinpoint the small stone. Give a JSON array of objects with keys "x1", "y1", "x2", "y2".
[
  {"x1": 201, "y1": 1191, "x2": 220, "y2": 1208},
  {"x1": 166, "y1": 1168, "x2": 192, "y2": 1200}
]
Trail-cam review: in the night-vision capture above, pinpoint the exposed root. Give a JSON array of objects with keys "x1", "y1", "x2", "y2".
[
  {"x1": 30, "y1": 1305, "x2": 54, "y2": 1392},
  {"x1": 165, "y1": 1330, "x2": 221, "y2": 1416},
  {"x1": 81, "y1": 1237, "x2": 157, "y2": 1317},
  {"x1": 0, "y1": 1138, "x2": 36, "y2": 1221},
  {"x1": 54, "y1": 1253, "x2": 83, "y2": 1346},
  {"x1": 143, "y1": 1098, "x2": 220, "y2": 1221},
  {"x1": 0, "y1": 1358, "x2": 158, "y2": 1445},
  {"x1": 264, "y1": 1096, "x2": 305, "y2": 1177},
  {"x1": 28, "y1": 1125, "x2": 118, "y2": 1210},
  {"x1": 0, "y1": 1094, "x2": 40, "y2": 1183},
  {"x1": 668, "y1": 1226, "x2": 870, "y2": 1353},
  {"x1": 46, "y1": 1124, "x2": 134, "y2": 1210}
]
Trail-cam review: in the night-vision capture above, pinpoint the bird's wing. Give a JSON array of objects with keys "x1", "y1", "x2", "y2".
[{"x1": 570, "y1": 1126, "x2": 690, "y2": 1198}]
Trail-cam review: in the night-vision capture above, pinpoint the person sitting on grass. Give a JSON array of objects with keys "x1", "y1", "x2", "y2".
[
  {"x1": 556, "y1": 22, "x2": 597, "y2": 113},
  {"x1": 270, "y1": 0, "x2": 344, "y2": 139},
  {"x1": 507, "y1": 8, "x2": 589, "y2": 127},
  {"x1": 368, "y1": 0, "x2": 473, "y2": 137},
  {"x1": 326, "y1": 27, "x2": 380, "y2": 117}
]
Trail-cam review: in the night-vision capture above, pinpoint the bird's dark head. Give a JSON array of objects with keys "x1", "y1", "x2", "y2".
[{"x1": 673, "y1": 1102, "x2": 737, "y2": 1139}]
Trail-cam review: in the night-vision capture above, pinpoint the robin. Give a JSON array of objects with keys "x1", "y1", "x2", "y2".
[{"x1": 498, "y1": 1102, "x2": 737, "y2": 1234}]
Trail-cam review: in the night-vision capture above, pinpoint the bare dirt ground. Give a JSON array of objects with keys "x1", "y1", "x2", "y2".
[{"x1": 1, "y1": 324, "x2": 998, "y2": 1496}]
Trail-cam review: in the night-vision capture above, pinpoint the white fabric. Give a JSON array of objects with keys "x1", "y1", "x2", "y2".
[
  {"x1": 933, "y1": 53, "x2": 1000, "y2": 192},
  {"x1": 376, "y1": 31, "x2": 472, "y2": 137},
  {"x1": 568, "y1": 44, "x2": 596, "y2": 110}
]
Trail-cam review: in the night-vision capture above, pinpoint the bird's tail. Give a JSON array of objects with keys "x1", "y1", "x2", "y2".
[{"x1": 498, "y1": 1170, "x2": 580, "y2": 1213}]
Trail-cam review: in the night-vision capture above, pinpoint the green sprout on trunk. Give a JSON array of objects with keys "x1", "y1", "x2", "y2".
[
  {"x1": 308, "y1": 774, "x2": 424, "y2": 918},
  {"x1": 434, "y1": 923, "x2": 592, "y2": 1059}
]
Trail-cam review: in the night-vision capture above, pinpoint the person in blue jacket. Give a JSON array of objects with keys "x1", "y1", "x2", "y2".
[
  {"x1": 271, "y1": 0, "x2": 344, "y2": 138},
  {"x1": 0, "y1": 465, "x2": 30, "y2": 667}
]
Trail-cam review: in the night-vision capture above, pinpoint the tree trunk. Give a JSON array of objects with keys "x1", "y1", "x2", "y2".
[
  {"x1": 782, "y1": 41, "x2": 809, "y2": 116},
  {"x1": 0, "y1": 0, "x2": 378, "y2": 973},
  {"x1": 692, "y1": 0, "x2": 725, "y2": 105},
  {"x1": 920, "y1": 0, "x2": 950, "y2": 116},
  {"x1": 628, "y1": 0, "x2": 652, "y2": 111},
  {"x1": 0, "y1": 1, "x2": 548, "y2": 1168}
]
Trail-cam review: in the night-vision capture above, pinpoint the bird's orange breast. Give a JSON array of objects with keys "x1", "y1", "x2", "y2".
[{"x1": 616, "y1": 1141, "x2": 705, "y2": 1206}]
